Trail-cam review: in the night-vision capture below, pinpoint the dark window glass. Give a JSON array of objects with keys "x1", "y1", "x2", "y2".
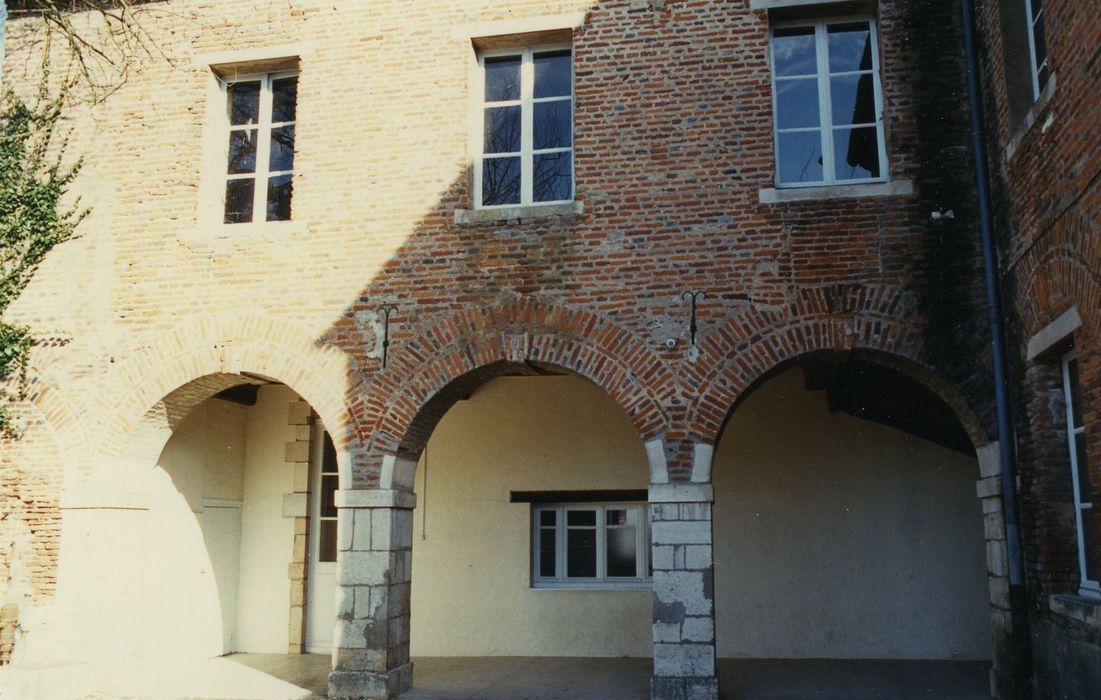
[
  {"x1": 567, "y1": 528, "x2": 596, "y2": 577},
  {"x1": 827, "y1": 22, "x2": 873, "y2": 73},
  {"x1": 539, "y1": 529, "x2": 556, "y2": 577},
  {"x1": 1068, "y1": 358, "x2": 1084, "y2": 429},
  {"x1": 482, "y1": 156, "x2": 521, "y2": 205},
  {"x1": 485, "y1": 56, "x2": 521, "y2": 102},
  {"x1": 776, "y1": 78, "x2": 820, "y2": 129},
  {"x1": 321, "y1": 473, "x2": 338, "y2": 518},
  {"x1": 567, "y1": 509, "x2": 596, "y2": 527},
  {"x1": 1083, "y1": 511, "x2": 1097, "y2": 578},
  {"x1": 269, "y1": 125, "x2": 295, "y2": 171},
  {"x1": 484, "y1": 105, "x2": 521, "y2": 154},
  {"x1": 224, "y1": 179, "x2": 255, "y2": 223},
  {"x1": 271, "y1": 76, "x2": 298, "y2": 122},
  {"x1": 606, "y1": 527, "x2": 637, "y2": 577},
  {"x1": 228, "y1": 81, "x2": 261, "y2": 125},
  {"x1": 266, "y1": 174, "x2": 293, "y2": 221},
  {"x1": 227, "y1": 129, "x2": 257, "y2": 174},
  {"x1": 1075, "y1": 437, "x2": 1091, "y2": 502},
  {"x1": 777, "y1": 131, "x2": 823, "y2": 183},
  {"x1": 540, "y1": 510, "x2": 556, "y2": 527},
  {"x1": 319, "y1": 520, "x2": 337, "y2": 563},
  {"x1": 322, "y1": 433, "x2": 338, "y2": 474},
  {"x1": 534, "y1": 50, "x2": 571, "y2": 98},
  {"x1": 533, "y1": 101, "x2": 572, "y2": 149},
  {"x1": 772, "y1": 27, "x2": 816, "y2": 76},
  {"x1": 830, "y1": 74, "x2": 876, "y2": 126},
  {"x1": 833, "y1": 127, "x2": 880, "y2": 180},
  {"x1": 533, "y1": 151, "x2": 572, "y2": 202}
]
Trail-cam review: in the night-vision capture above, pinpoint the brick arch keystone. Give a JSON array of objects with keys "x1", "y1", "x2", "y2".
[
  {"x1": 685, "y1": 302, "x2": 988, "y2": 450},
  {"x1": 352, "y1": 300, "x2": 674, "y2": 488}
]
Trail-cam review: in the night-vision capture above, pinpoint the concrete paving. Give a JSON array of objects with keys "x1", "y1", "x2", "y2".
[{"x1": 0, "y1": 654, "x2": 992, "y2": 699}]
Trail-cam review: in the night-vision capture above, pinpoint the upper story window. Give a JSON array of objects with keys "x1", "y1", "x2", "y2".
[
  {"x1": 222, "y1": 71, "x2": 298, "y2": 223},
  {"x1": 770, "y1": 18, "x2": 886, "y2": 188},
  {"x1": 1024, "y1": 0, "x2": 1049, "y2": 100},
  {"x1": 1061, "y1": 350, "x2": 1099, "y2": 598},
  {"x1": 476, "y1": 47, "x2": 573, "y2": 208},
  {"x1": 532, "y1": 503, "x2": 650, "y2": 589}
]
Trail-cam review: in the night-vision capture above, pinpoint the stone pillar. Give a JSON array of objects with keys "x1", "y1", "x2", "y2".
[
  {"x1": 648, "y1": 440, "x2": 718, "y2": 700},
  {"x1": 328, "y1": 488, "x2": 415, "y2": 700}
]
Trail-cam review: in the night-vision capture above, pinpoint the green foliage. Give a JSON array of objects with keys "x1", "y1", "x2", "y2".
[{"x1": 0, "y1": 88, "x2": 85, "y2": 436}]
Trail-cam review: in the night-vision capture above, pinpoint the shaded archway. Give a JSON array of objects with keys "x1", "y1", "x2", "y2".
[{"x1": 711, "y1": 351, "x2": 997, "y2": 695}]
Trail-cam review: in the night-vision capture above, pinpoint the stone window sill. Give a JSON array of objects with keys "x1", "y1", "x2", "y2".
[
  {"x1": 1005, "y1": 73, "x2": 1057, "y2": 161},
  {"x1": 759, "y1": 180, "x2": 913, "y2": 204},
  {"x1": 453, "y1": 201, "x2": 583, "y2": 225},
  {"x1": 1049, "y1": 593, "x2": 1101, "y2": 629}
]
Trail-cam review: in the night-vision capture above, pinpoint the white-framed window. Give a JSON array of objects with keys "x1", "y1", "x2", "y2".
[
  {"x1": 1061, "y1": 350, "x2": 1099, "y2": 597},
  {"x1": 769, "y1": 18, "x2": 887, "y2": 188},
  {"x1": 1024, "y1": 0, "x2": 1049, "y2": 100},
  {"x1": 532, "y1": 503, "x2": 650, "y2": 588},
  {"x1": 312, "y1": 429, "x2": 339, "y2": 563},
  {"x1": 221, "y1": 71, "x2": 298, "y2": 223},
  {"x1": 475, "y1": 46, "x2": 573, "y2": 208}
]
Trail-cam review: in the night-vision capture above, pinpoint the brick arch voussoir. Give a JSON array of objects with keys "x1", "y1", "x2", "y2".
[
  {"x1": 93, "y1": 314, "x2": 357, "y2": 482},
  {"x1": 1015, "y1": 240, "x2": 1101, "y2": 342},
  {"x1": 686, "y1": 310, "x2": 987, "y2": 447},
  {"x1": 357, "y1": 303, "x2": 673, "y2": 486}
]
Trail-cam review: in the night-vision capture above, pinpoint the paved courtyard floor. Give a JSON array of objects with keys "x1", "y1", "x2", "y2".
[{"x1": 0, "y1": 653, "x2": 992, "y2": 699}]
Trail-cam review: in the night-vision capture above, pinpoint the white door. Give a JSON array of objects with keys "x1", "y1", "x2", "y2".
[
  {"x1": 306, "y1": 425, "x2": 338, "y2": 652},
  {"x1": 202, "y1": 500, "x2": 242, "y2": 654}
]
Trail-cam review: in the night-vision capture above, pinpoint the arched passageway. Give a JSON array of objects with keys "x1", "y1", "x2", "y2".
[{"x1": 712, "y1": 354, "x2": 992, "y2": 684}]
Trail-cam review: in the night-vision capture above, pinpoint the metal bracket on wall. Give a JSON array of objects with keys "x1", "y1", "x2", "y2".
[
  {"x1": 681, "y1": 290, "x2": 706, "y2": 349},
  {"x1": 378, "y1": 305, "x2": 398, "y2": 369}
]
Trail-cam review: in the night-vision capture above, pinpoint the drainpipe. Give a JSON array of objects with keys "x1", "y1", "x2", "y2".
[{"x1": 960, "y1": 0, "x2": 1030, "y2": 695}]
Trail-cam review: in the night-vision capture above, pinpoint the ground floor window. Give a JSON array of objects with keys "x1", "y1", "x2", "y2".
[
  {"x1": 532, "y1": 503, "x2": 650, "y2": 588},
  {"x1": 1062, "y1": 350, "x2": 1099, "y2": 597}
]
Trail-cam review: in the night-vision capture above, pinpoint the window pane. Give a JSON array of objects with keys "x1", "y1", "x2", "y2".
[
  {"x1": 533, "y1": 152, "x2": 572, "y2": 202},
  {"x1": 567, "y1": 510, "x2": 596, "y2": 527},
  {"x1": 828, "y1": 22, "x2": 873, "y2": 73},
  {"x1": 266, "y1": 174, "x2": 293, "y2": 221},
  {"x1": 1082, "y1": 508, "x2": 1097, "y2": 581},
  {"x1": 534, "y1": 101, "x2": 572, "y2": 149},
  {"x1": 1075, "y1": 437, "x2": 1091, "y2": 502},
  {"x1": 269, "y1": 125, "x2": 296, "y2": 171},
  {"x1": 482, "y1": 156, "x2": 521, "y2": 205},
  {"x1": 484, "y1": 105, "x2": 521, "y2": 154},
  {"x1": 321, "y1": 473, "x2": 338, "y2": 517},
  {"x1": 833, "y1": 127, "x2": 881, "y2": 180},
  {"x1": 319, "y1": 520, "x2": 337, "y2": 563},
  {"x1": 775, "y1": 78, "x2": 820, "y2": 129},
  {"x1": 567, "y1": 528, "x2": 596, "y2": 577},
  {"x1": 777, "y1": 131, "x2": 823, "y2": 184},
  {"x1": 271, "y1": 76, "x2": 298, "y2": 122},
  {"x1": 485, "y1": 56, "x2": 521, "y2": 102},
  {"x1": 772, "y1": 27, "x2": 816, "y2": 76},
  {"x1": 228, "y1": 81, "x2": 261, "y2": 125},
  {"x1": 534, "y1": 50, "x2": 572, "y2": 98},
  {"x1": 223, "y1": 179, "x2": 255, "y2": 223},
  {"x1": 540, "y1": 510, "x2": 556, "y2": 527},
  {"x1": 227, "y1": 129, "x2": 257, "y2": 174},
  {"x1": 322, "y1": 433, "x2": 338, "y2": 474},
  {"x1": 606, "y1": 527, "x2": 637, "y2": 577},
  {"x1": 607, "y1": 509, "x2": 627, "y2": 526},
  {"x1": 539, "y1": 529, "x2": 557, "y2": 577},
  {"x1": 1030, "y1": 0, "x2": 1042, "y2": 16},
  {"x1": 1067, "y1": 357, "x2": 1083, "y2": 427},
  {"x1": 830, "y1": 74, "x2": 876, "y2": 126},
  {"x1": 1032, "y1": 14, "x2": 1047, "y2": 70}
]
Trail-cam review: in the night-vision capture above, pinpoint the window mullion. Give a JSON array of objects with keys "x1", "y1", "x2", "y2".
[
  {"x1": 521, "y1": 49, "x2": 534, "y2": 205},
  {"x1": 816, "y1": 22, "x2": 835, "y2": 185},
  {"x1": 557, "y1": 506, "x2": 566, "y2": 581},
  {"x1": 253, "y1": 76, "x2": 274, "y2": 221},
  {"x1": 596, "y1": 506, "x2": 606, "y2": 581}
]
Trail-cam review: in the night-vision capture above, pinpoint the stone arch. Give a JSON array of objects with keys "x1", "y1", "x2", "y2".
[
  {"x1": 686, "y1": 303, "x2": 989, "y2": 450},
  {"x1": 353, "y1": 300, "x2": 673, "y2": 490},
  {"x1": 89, "y1": 313, "x2": 357, "y2": 487}
]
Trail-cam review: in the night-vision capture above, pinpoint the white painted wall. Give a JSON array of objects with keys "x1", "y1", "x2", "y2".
[
  {"x1": 235, "y1": 384, "x2": 297, "y2": 653},
  {"x1": 713, "y1": 369, "x2": 991, "y2": 660},
  {"x1": 410, "y1": 375, "x2": 652, "y2": 657}
]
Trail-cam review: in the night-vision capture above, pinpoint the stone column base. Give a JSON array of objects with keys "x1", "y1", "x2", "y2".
[
  {"x1": 329, "y1": 663, "x2": 413, "y2": 700},
  {"x1": 651, "y1": 675, "x2": 719, "y2": 700}
]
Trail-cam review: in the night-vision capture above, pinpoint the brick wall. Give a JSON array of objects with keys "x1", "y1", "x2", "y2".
[
  {"x1": 975, "y1": 0, "x2": 1101, "y2": 696},
  {"x1": 1, "y1": 0, "x2": 1003, "y2": 677}
]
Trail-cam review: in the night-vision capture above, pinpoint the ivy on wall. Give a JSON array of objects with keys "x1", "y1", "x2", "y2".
[{"x1": 0, "y1": 89, "x2": 84, "y2": 437}]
